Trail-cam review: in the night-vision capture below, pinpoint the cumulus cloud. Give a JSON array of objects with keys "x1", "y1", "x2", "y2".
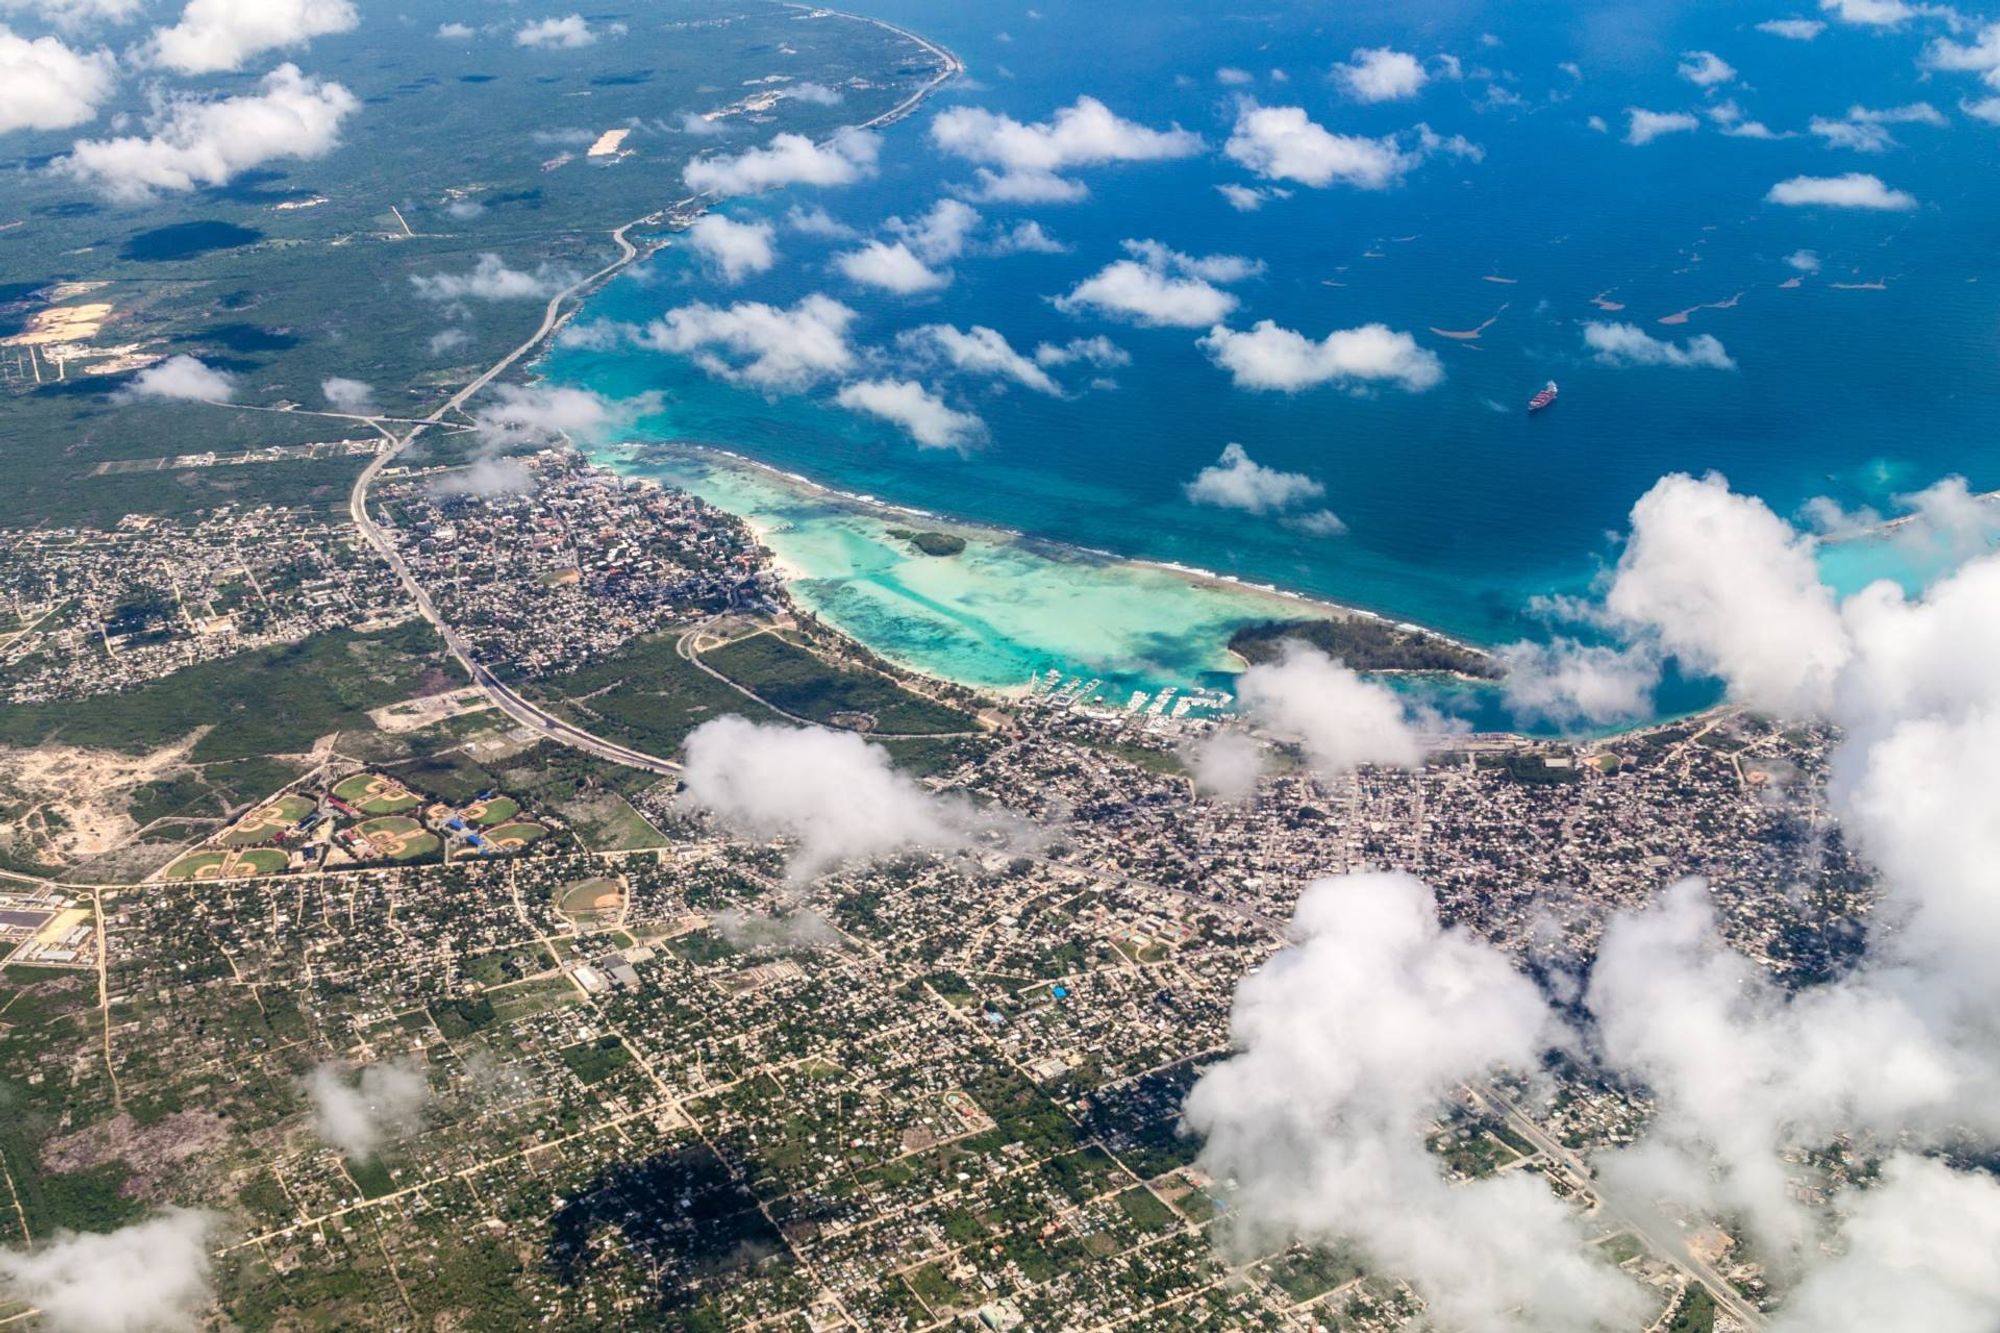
[
  {"x1": 1583, "y1": 322, "x2": 1736, "y2": 370},
  {"x1": 120, "y1": 354, "x2": 234, "y2": 403},
  {"x1": 989, "y1": 218, "x2": 1066, "y2": 254},
  {"x1": 468, "y1": 383, "x2": 637, "y2": 450},
  {"x1": 684, "y1": 128, "x2": 879, "y2": 197},
  {"x1": 435, "y1": 21, "x2": 473, "y2": 41},
  {"x1": 516, "y1": 15, "x2": 617, "y2": 49},
  {"x1": 1054, "y1": 239, "x2": 1259, "y2": 328},
  {"x1": 1236, "y1": 643, "x2": 1429, "y2": 776},
  {"x1": 1334, "y1": 46, "x2": 1429, "y2": 102},
  {"x1": 1786, "y1": 248, "x2": 1822, "y2": 272},
  {"x1": 0, "y1": 0, "x2": 145, "y2": 30},
  {"x1": 712, "y1": 907, "x2": 844, "y2": 953},
  {"x1": 320, "y1": 375, "x2": 375, "y2": 413},
  {"x1": 1809, "y1": 101, "x2": 1945, "y2": 152},
  {"x1": 1184, "y1": 728, "x2": 1266, "y2": 801},
  {"x1": 681, "y1": 716, "x2": 977, "y2": 877},
  {"x1": 834, "y1": 378, "x2": 984, "y2": 450},
  {"x1": 304, "y1": 1059, "x2": 431, "y2": 1160},
  {"x1": 0, "y1": 1209, "x2": 219, "y2": 1333},
  {"x1": 1923, "y1": 21, "x2": 2000, "y2": 86},
  {"x1": 929, "y1": 94, "x2": 1202, "y2": 202},
  {"x1": 1199, "y1": 320, "x2": 1443, "y2": 394},
  {"x1": 1183, "y1": 443, "x2": 1342, "y2": 534},
  {"x1": 684, "y1": 213, "x2": 778, "y2": 283},
  {"x1": 411, "y1": 253, "x2": 575, "y2": 302},
  {"x1": 1625, "y1": 107, "x2": 1699, "y2": 144},
  {"x1": 1677, "y1": 49, "x2": 1737, "y2": 86},
  {"x1": 1604, "y1": 472, "x2": 1849, "y2": 717},
  {"x1": 1224, "y1": 101, "x2": 1413, "y2": 189},
  {"x1": 836, "y1": 240, "x2": 948, "y2": 294},
  {"x1": 785, "y1": 204, "x2": 855, "y2": 239},
  {"x1": 0, "y1": 26, "x2": 115, "y2": 133},
  {"x1": 1033, "y1": 335, "x2": 1128, "y2": 370},
  {"x1": 1215, "y1": 182, "x2": 1287, "y2": 211},
  {"x1": 638, "y1": 293, "x2": 857, "y2": 391},
  {"x1": 1766, "y1": 171, "x2": 1916, "y2": 209},
  {"x1": 1758, "y1": 17, "x2": 1827, "y2": 38},
  {"x1": 147, "y1": 0, "x2": 356, "y2": 75},
  {"x1": 898, "y1": 324, "x2": 1060, "y2": 395},
  {"x1": 1769, "y1": 1157, "x2": 2000, "y2": 1333},
  {"x1": 1184, "y1": 872, "x2": 1643, "y2": 1332},
  {"x1": 1498, "y1": 638, "x2": 1661, "y2": 728},
  {"x1": 1820, "y1": 0, "x2": 1921, "y2": 25},
  {"x1": 54, "y1": 62, "x2": 356, "y2": 201}
]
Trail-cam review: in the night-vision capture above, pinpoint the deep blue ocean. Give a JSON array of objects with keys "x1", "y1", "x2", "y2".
[{"x1": 546, "y1": 0, "x2": 2000, "y2": 717}]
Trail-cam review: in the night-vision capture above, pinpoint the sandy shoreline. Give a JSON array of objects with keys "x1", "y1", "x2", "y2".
[{"x1": 605, "y1": 439, "x2": 1500, "y2": 668}]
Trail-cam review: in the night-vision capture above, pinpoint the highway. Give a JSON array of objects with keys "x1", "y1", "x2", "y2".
[
  {"x1": 346, "y1": 213, "x2": 685, "y2": 777},
  {"x1": 343, "y1": 23, "x2": 968, "y2": 779}
]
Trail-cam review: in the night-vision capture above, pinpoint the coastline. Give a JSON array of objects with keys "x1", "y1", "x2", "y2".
[{"x1": 595, "y1": 438, "x2": 1502, "y2": 700}]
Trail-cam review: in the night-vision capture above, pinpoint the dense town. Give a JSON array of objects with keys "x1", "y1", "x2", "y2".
[{"x1": 0, "y1": 437, "x2": 1870, "y2": 1330}]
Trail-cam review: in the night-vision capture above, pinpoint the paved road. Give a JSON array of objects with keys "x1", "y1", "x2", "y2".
[
  {"x1": 346, "y1": 215, "x2": 685, "y2": 776},
  {"x1": 1470, "y1": 1080, "x2": 1767, "y2": 1330}
]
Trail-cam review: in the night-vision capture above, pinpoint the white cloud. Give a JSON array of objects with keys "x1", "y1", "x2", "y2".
[
  {"x1": 1786, "y1": 248, "x2": 1822, "y2": 272},
  {"x1": 1224, "y1": 101, "x2": 1414, "y2": 189},
  {"x1": 0, "y1": 0, "x2": 145, "y2": 31},
  {"x1": 1625, "y1": 107, "x2": 1699, "y2": 144},
  {"x1": 1054, "y1": 239, "x2": 1259, "y2": 329},
  {"x1": 305, "y1": 1060, "x2": 431, "y2": 1160},
  {"x1": 320, "y1": 376, "x2": 375, "y2": 413},
  {"x1": 834, "y1": 378, "x2": 984, "y2": 450},
  {"x1": 1334, "y1": 46, "x2": 1429, "y2": 102},
  {"x1": 1183, "y1": 442, "x2": 1327, "y2": 519},
  {"x1": 684, "y1": 213, "x2": 778, "y2": 283},
  {"x1": 54, "y1": 63, "x2": 356, "y2": 201},
  {"x1": 411, "y1": 253, "x2": 575, "y2": 302},
  {"x1": 1766, "y1": 171, "x2": 1916, "y2": 208},
  {"x1": 516, "y1": 15, "x2": 616, "y2": 49},
  {"x1": 147, "y1": 0, "x2": 356, "y2": 75},
  {"x1": 785, "y1": 204, "x2": 855, "y2": 239},
  {"x1": 1820, "y1": 0, "x2": 1920, "y2": 25},
  {"x1": 1216, "y1": 66, "x2": 1254, "y2": 86},
  {"x1": 1033, "y1": 335, "x2": 1128, "y2": 370},
  {"x1": 1758, "y1": 17, "x2": 1828, "y2": 38},
  {"x1": 891, "y1": 197, "x2": 980, "y2": 263},
  {"x1": 1184, "y1": 728, "x2": 1266, "y2": 801},
  {"x1": 1707, "y1": 100, "x2": 1788, "y2": 139},
  {"x1": 1497, "y1": 638, "x2": 1661, "y2": 728},
  {"x1": 684, "y1": 128, "x2": 879, "y2": 197},
  {"x1": 898, "y1": 324, "x2": 1059, "y2": 395},
  {"x1": 929, "y1": 95, "x2": 1202, "y2": 202},
  {"x1": 1964, "y1": 96, "x2": 2000, "y2": 123},
  {"x1": 1236, "y1": 644, "x2": 1429, "y2": 776},
  {"x1": 835, "y1": 240, "x2": 948, "y2": 294},
  {"x1": 0, "y1": 1209, "x2": 219, "y2": 1333},
  {"x1": 1583, "y1": 322, "x2": 1736, "y2": 370},
  {"x1": 1923, "y1": 22, "x2": 2000, "y2": 85},
  {"x1": 121, "y1": 354, "x2": 234, "y2": 403},
  {"x1": 468, "y1": 383, "x2": 641, "y2": 450},
  {"x1": 1604, "y1": 472, "x2": 1850, "y2": 716},
  {"x1": 1809, "y1": 102, "x2": 1946, "y2": 152},
  {"x1": 989, "y1": 219, "x2": 1066, "y2": 254},
  {"x1": 435, "y1": 21, "x2": 473, "y2": 41},
  {"x1": 1677, "y1": 49, "x2": 1736, "y2": 86},
  {"x1": 1183, "y1": 872, "x2": 1643, "y2": 1332},
  {"x1": 428, "y1": 327, "x2": 470, "y2": 356},
  {"x1": 1215, "y1": 182, "x2": 1281, "y2": 211},
  {"x1": 639, "y1": 293, "x2": 858, "y2": 391},
  {"x1": 681, "y1": 716, "x2": 975, "y2": 876},
  {"x1": 786, "y1": 81, "x2": 842, "y2": 106},
  {"x1": 0, "y1": 26, "x2": 115, "y2": 133},
  {"x1": 1200, "y1": 320, "x2": 1443, "y2": 394},
  {"x1": 1770, "y1": 1157, "x2": 2000, "y2": 1333}
]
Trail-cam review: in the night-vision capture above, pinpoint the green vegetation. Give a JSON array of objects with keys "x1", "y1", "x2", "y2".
[
  {"x1": 887, "y1": 528, "x2": 967, "y2": 557},
  {"x1": 0, "y1": 622, "x2": 458, "y2": 762},
  {"x1": 530, "y1": 632, "x2": 783, "y2": 756},
  {"x1": 1667, "y1": 1285, "x2": 1718, "y2": 1333},
  {"x1": 699, "y1": 632, "x2": 976, "y2": 735},
  {"x1": 558, "y1": 1036, "x2": 632, "y2": 1085},
  {"x1": 1227, "y1": 617, "x2": 1499, "y2": 677}
]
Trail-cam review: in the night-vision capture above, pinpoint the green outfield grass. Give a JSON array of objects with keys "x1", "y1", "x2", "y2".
[
  {"x1": 217, "y1": 794, "x2": 317, "y2": 847},
  {"x1": 334, "y1": 774, "x2": 422, "y2": 815},
  {"x1": 483, "y1": 822, "x2": 546, "y2": 850},
  {"x1": 465, "y1": 796, "x2": 519, "y2": 827}
]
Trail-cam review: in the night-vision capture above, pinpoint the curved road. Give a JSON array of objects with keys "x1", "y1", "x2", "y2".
[
  {"x1": 348, "y1": 215, "x2": 686, "y2": 776},
  {"x1": 346, "y1": 23, "x2": 967, "y2": 778}
]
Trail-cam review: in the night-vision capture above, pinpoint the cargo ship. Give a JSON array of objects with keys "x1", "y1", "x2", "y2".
[{"x1": 1527, "y1": 380, "x2": 1558, "y2": 413}]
